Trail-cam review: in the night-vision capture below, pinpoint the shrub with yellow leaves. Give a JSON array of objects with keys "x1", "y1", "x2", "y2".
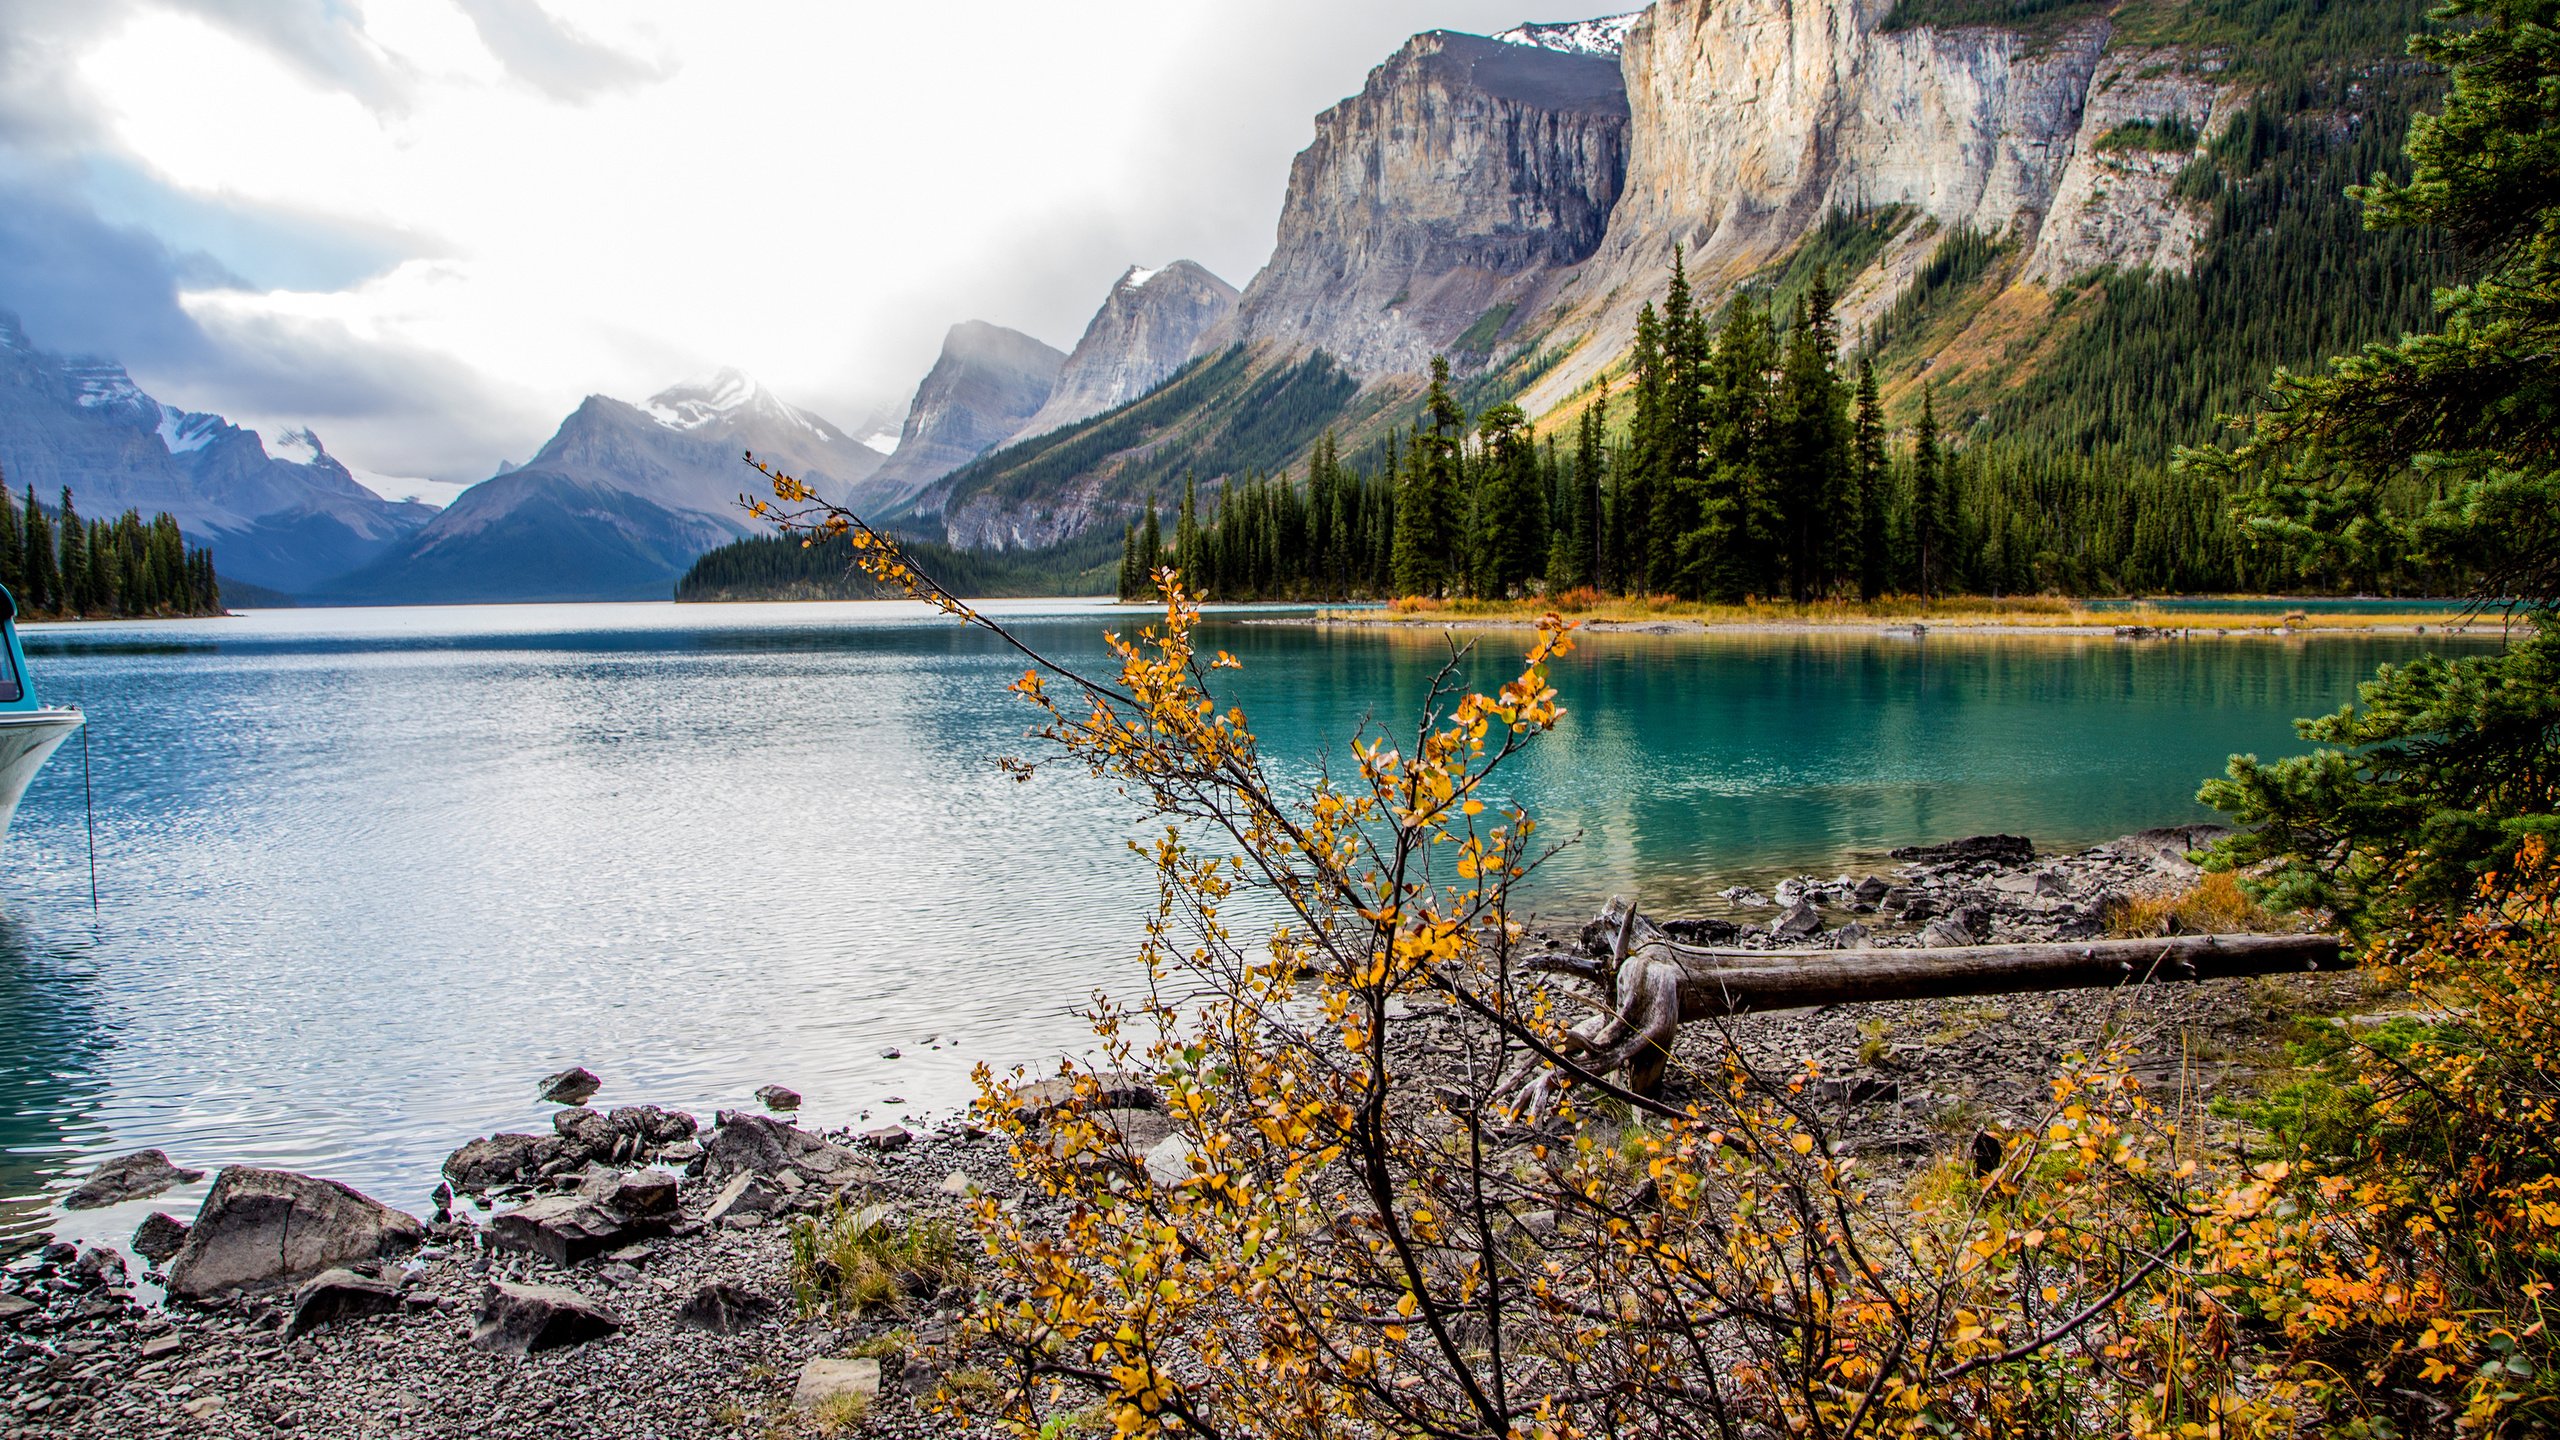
[{"x1": 741, "y1": 457, "x2": 2549, "y2": 1440}]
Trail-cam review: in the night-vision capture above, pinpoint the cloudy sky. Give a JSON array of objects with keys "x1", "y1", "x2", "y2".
[{"x1": 0, "y1": 0, "x2": 1578, "y2": 502}]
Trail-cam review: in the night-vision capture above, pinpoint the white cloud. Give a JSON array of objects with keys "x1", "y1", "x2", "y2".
[{"x1": 51, "y1": 0, "x2": 1574, "y2": 487}]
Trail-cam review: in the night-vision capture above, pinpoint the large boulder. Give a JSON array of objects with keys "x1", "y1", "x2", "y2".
[
  {"x1": 552, "y1": 1108, "x2": 619, "y2": 1164},
  {"x1": 606, "y1": 1105, "x2": 697, "y2": 1146},
  {"x1": 131, "y1": 1212, "x2": 189, "y2": 1264},
  {"x1": 471, "y1": 1281, "x2": 623, "y2": 1356},
  {"x1": 62, "y1": 1150, "x2": 204, "y2": 1211},
  {"x1": 704, "y1": 1112, "x2": 864, "y2": 1183},
  {"x1": 165, "y1": 1168, "x2": 424, "y2": 1300},
  {"x1": 486, "y1": 1171, "x2": 680, "y2": 1265}
]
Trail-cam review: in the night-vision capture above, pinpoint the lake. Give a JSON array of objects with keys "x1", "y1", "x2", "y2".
[{"x1": 0, "y1": 599, "x2": 2476, "y2": 1254}]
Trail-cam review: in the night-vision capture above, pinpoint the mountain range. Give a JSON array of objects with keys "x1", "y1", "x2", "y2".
[{"x1": 0, "y1": 0, "x2": 2426, "y2": 600}]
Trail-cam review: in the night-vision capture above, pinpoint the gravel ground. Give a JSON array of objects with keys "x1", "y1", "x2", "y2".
[{"x1": 1, "y1": 828, "x2": 2377, "y2": 1440}]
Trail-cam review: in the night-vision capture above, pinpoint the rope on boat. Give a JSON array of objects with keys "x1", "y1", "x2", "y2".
[{"x1": 79, "y1": 713, "x2": 97, "y2": 918}]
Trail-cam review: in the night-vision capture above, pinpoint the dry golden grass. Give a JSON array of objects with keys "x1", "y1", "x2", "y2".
[{"x1": 2106, "y1": 872, "x2": 2296, "y2": 938}]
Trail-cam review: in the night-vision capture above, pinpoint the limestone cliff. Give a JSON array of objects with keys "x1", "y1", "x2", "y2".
[
  {"x1": 1016, "y1": 262, "x2": 1237, "y2": 441},
  {"x1": 1516, "y1": 0, "x2": 2232, "y2": 410},
  {"x1": 1227, "y1": 30, "x2": 1631, "y2": 379}
]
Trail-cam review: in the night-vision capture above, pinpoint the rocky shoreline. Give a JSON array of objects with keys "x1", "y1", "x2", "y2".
[{"x1": 1, "y1": 825, "x2": 2362, "y2": 1440}]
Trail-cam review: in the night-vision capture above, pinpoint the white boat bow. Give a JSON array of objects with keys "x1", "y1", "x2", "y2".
[{"x1": 0, "y1": 708, "x2": 84, "y2": 855}]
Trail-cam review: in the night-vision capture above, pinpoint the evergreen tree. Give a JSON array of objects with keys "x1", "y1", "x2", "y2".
[
  {"x1": 1391, "y1": 359, "x2": 1466, "y2": 596},
  {"x1": 1911, "y1": 389, "x2": 1944, "y2": 596},
  {"x1": 1852, "y1": 358, "x2": 1889, "y2": 600},
  {"x1": 1139, "y1": 499, "x2": 1164, "y2": 588},
  {"x1": 55, "y1": 488, "x2": 85, "y2": 615},
  {"x1": 0, "y1": 466, "x2": 18, "y2": 597},
  {"x1": 1620, "y1": 303, "x2": 1667, "y2": 594},
  {"x1": 1475, "y1": 404, "x2": 1546, "y2": 596},
  {"x1": 21, "y1": 488, "x2": 53, "y2": 614},
  {"x1": 1117, "y1": 521, "x2": 1141, "y2": 600},
  {"x1": 1175, "y1": 473, "x2": 1199, "y2": 579}
]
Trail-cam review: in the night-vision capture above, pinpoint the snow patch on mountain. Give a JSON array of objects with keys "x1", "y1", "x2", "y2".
[
  {"x1": 860, "y1": 428, "x2": 899, "y2": 456},
  {"x1": 268, "y1": 427, "x2": 324, "y2": 466},
  {"x1": 67, "y1": 361, "x2": 148, "y2": 410},
  {"x1": 1492, "y1": 13, "x2": 1641, "y2": 56},
  {"x1": 155, "y1": 407, "x2": 222, "y2": 455},
  {"x1": 1122, "y1": 265, "x2": 1163, "y2": 290}
]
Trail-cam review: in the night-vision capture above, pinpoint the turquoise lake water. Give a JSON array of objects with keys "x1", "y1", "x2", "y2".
[{"x1": 0, "y1": 599, "x2": 2483, "y2": 1253}]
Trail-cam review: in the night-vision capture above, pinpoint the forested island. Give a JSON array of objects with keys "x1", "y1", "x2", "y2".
[{"x1": 0, "y1": 479, "x2": 223, "y2": 620}]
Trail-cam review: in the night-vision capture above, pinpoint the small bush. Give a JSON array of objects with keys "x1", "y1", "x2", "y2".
[{"x1": 788, "y1": 1201, "x2": 963, "y2": 1316}]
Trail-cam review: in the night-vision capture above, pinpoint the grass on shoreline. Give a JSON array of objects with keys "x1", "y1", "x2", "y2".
[{"x1": 1313, "y1": 591, "x2": 2495, "y2": 634}]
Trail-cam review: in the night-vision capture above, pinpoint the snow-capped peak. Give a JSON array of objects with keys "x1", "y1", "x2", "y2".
[
  {"x1": 1492, "y1": 13, "x2": 1642, "y2": 56},
  {"x1": 645, "y1": 367, "x2": 767, "y2": 430},
  {"x1": 268, "y1": 427, "x2": 326, "y2": 465},
  {"x1": 860, "y1": 428, "x2": 899, "y2": 457},
  {"x1": 1122, "y1": 264, "x2": 1164, "y2": 291}
]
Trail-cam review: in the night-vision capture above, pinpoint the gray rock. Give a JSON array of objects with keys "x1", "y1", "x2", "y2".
[
  {"x1": 754, "y1": 1085, "x2": 802, "y2": 1112},
  {"x1": 1143, "y1": 1133, "x2": 1199, "y2": 1188},
  {"x1": 1770, "y1": 900, "x2": 1825, "y2": 941},
  {"x1": 606, "y1": 1105, "x2": 698, "y2": 1145},
  {"x1": 674, "y1": 1281, "x2": 776, "y2": 1336},
  {"x1": 1718, "y1": 886, "x2": 1773, "y2": 909},
  {"x1": 131, "y1": 1211, "x2": 189, "y2": 1264},
  {"x1": 0, "y1": 1294, "x2": 36, "y2": 1324},
  {"x1": 286, "y1": 1268, "x2": 403, "y2": 1337},
  {"x1": 704, "y1": 1111, "x2": 863, "y2": 1182},
  {"x1": 442, "y1": 1133, "x2": 549, "y2": 1193},
  {"x1": 856, "y1": 1125, "x2": 912, "y2": 1151},
  {"x1": 486, "y1": 1172, "x2": 678, "y2": 1265},
  {"x1": 470, "y1": 1281, "x2": 623, "y2": 1356},
  {"x1": 703, "y1": 1172, "x2": 781, "y2": 1227},
  {"x1": 1006, "y1": 1071, "x2": 1158, "y2": 1122},
  {"x1": 537, "y1": 1067, "x2": 602, "y2": 1105},
  {"x1": 165, "y1": 1168, "x2": 425, "y2": 1300},
  {"x1": 61, "y1": 1150, "x2": 204, "y2": 1211},
  {"x1": 1851, "y1": 875, "x2": 1892, "y2": 906},
  {"x1": 552, "y1": 1107, "x2": 618, "y2": 1163},
  {"x1": 792, "y1": 1356, "x2": 881, "y2": 1411},
  {"x1": 1918, "y1": 915, "x2": 1982, "y2": 948}
]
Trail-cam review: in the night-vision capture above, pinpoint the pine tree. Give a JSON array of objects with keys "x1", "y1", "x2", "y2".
[
  {"x1": 0, "y1": 465, "x2": 18, "y2": 597},
  {"x1": 1174, "y1": 474, "x2": 1200, "y2": 586},
  {"x1": 1475, "y1": 403, "x2": 1546, "y2": 596},
  {"x1": 1139, "y1": 500, "x2": 1164, "y2": 590},
  {"x1": 1911, "y1": 388, "x2": 1944, "y2": 596},
  {"x1": 1117, "y1": 521, "x2": 1140, "y2": 600},
  {"x1": 55, "y1": 488, "x2": 85, "y2": 616},
  {"x1": 23, "y1": 486, "x2": 56, "y2": 614},
  {"x1": 1851, "y1": 359, "x2": 1889, "y2": 601}
]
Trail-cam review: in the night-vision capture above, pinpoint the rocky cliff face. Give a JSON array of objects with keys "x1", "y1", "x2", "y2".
[
  {"x1": 1017, "y1": 262, "x2": 1237, "y2": 441},
  {"x1": 1516, "y1": 0, "x2": 2230, "y2": 410},
  {"x1": 0, "y1": 311, "x2": 433, "y2": 593},
  {"x1": 858, "y1": 322, "x2": 1066, "y2": 512},
  {"x1": 1228, "y1": 30, "x2": 1631, "y2": 379}
]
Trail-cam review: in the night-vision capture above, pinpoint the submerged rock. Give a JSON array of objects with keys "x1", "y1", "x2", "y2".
[
  {"x1": 471, "y1": 1280, "x2": 623, "y2": 1356},
  {"x1": 165, "y1": 1168, "x2": 424, "y2": 1300},
  {"x1": 754, "y1": 1085, "x2": 802, "y2": 1113},
  {"x1": 1890, "y1": 834, "x2": 2035, "y2": 867},
  {"x1": 1770, "y1": 901, "x2": 1825, "y2": 941},
  {"x1": 62, "y1": 1150, "x2": 204, "y2": 1211}
]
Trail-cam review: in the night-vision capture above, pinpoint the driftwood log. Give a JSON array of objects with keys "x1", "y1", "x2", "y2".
[{"x1": 1506, "y1": 897, "x2": 2350, "y2": 1112}]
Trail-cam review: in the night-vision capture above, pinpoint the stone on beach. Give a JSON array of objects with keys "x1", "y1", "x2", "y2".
[
  {"x1": 61, "y1": 1149, "x2": 204, "y2": 1211},
  {"x1": 1770, "y1": 900, "x2": 1825, "y2": 941},
  {"x1": 442, "y1": 1133, "x2": 550, "y2": 1193},
  {"x1": 704, "y1": 1111, "x2": 864, "y2": 1182},
  {"x1": 130, "y1": 1211, "x2": 189, "y2": 1264},
  {"x1": 286, "y1": 1268, "x2": 404, "y2": 1337},
  {"x1": 165, "y1": 1168, "x2": 425, "y2": 1300},
  {"x1": 793, "y1": 1356, "x2": 881, "y2": 1411},
  {"x1": 754, "y1": 1085, "x2": 802, "y2": 1112},
  {"x1": 470, "y1": 1280, "x2": 623, "y2": 1356},
  {"x1": 486, "y1": 1172, "x2": 679, "y2": 1265},
  {"x1": 673, "y1": 1280, "x2": 776, "y2": 1335}
]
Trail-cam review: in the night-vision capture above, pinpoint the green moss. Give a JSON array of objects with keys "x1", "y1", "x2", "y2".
[
  {"x1": 1452, "y1": 302, "x2": 1519, "y2": 357},
  {"x1": 2093, "y1": 115, "x2": 2201, "y2": 153}
]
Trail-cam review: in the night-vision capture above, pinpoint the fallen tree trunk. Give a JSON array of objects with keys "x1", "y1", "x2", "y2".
[
  {"x1": 1651, "y1": 932, "x2": 2347, "y2": 1016},
  {"x1": 1502, "y1": 898, "x2": 2351, "y2": 1114}
]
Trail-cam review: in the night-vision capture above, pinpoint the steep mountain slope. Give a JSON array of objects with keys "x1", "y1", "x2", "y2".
[
  {"x1": 318, "y1": 371, "x2": 878, "y2": 603},
  {"x1": 0, "y1": 312, "x2": 434, "y2": 593},
  {"x1": 852, "y1": 322, "x2": 1066, "y2": 511},
  {"x1": 1016, "y1": 262, "x2": 1239, "y2": 441}
]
